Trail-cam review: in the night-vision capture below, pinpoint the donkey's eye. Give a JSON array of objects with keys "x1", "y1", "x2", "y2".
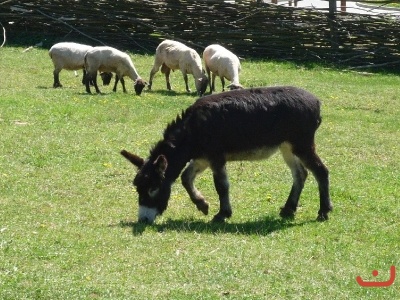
[{"x1": 148, "y1": 188, "x2": 159, "y2": 198}]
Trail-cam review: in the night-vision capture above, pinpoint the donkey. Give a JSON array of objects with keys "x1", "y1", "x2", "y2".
[{"x1": 121, "y1": 86, "x2": 332, "y2": 223}]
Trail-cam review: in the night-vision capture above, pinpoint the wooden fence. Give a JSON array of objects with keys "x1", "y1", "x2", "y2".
[{"x1": 1, "y1": 0, "x2": 400, "y2": 71}]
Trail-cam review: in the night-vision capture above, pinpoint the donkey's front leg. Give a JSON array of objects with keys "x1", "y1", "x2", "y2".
[
  {"x1": 211, "y1": 163, "x2": 232, "y2": 222},
  {"x1": 181, "y1": 160, "x2": 209, "y2": 215}
]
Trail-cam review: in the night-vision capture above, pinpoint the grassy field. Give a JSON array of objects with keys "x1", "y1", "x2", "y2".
[{"x1": 0, "y1": 45, "x2": 399, "y2": 299}]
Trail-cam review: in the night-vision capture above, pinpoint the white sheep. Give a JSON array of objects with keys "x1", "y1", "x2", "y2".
[
  {"x1": 84, "y1": 46, "x2": 146, "y2": 95},
  {"x1": 148, "y1": 39, "x2": 208, "y2": 96},
  {"x1": 49, "y1": 42, "x2": 112, "y2": 88},
  {"x1": 203, "y1": 44, "x2": 243, "y2": 93}
]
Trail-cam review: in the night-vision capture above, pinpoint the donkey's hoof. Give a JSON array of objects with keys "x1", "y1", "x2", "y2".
[
  {"x1": 196, "y1": 200, "x2": 209, "y2": 215},
  {"x1": 317, "y1": 206, "x2": 332, "y2": 221},
  {"x1": 279, "y1": 206, "x2": 296, "y2": 219},
  {"x1": 211, "y1": 214, "x2": 226, "y2": 223},
  {"x1": 211, "y1": 209, "x2": 232, "y2": 223},
  {"x1": 316, "y1": 212, "x2": 329, "y2": 222}
]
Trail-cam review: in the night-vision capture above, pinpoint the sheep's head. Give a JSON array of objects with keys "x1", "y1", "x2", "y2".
[
  {"x1": 196, "y1": 73, "x2": 209, "y2": 96},
  {"x1": 227, "y1": 83, "x2": 243, "y2": 90},
  {"x1": 100, "y1": 72, "x2": 113, "y2": 86},
  {"x1": 134, "y1": 78, "x2": 147, "y2": 95}
]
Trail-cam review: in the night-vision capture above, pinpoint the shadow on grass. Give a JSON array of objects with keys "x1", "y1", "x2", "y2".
[
  {"x1": 146, "y1": 89, "x2": 198, "y2": 97},
  {"x1": 119, "y1": 215, "x2": 317, "y2": 236}
]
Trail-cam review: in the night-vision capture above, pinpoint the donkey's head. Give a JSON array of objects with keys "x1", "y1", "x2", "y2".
[{"x1": 121, "y1": 149, "x2": 171, "y2": 223}]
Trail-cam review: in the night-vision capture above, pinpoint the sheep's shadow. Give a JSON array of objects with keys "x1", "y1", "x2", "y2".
[
  {"x1": 37, "y1": 86, "x2": 84, "y2": 90},
  {"x1": 146, "y1": 89, "x2": 197, "y2": 97},
  {"x1": 76, "y1": 91, "x2": 109, "y2": 96},
  {"x1": 119, "y1": 215, "x2": 317, "y2": 236}
]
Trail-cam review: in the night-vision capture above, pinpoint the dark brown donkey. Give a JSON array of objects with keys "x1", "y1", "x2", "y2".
[{"x1": 121, "y1": 86, "x2": 332, "y2": 223}]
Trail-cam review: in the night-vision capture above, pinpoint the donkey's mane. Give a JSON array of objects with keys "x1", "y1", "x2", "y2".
[
  {"x1": 163, "y1": 110, "x2": 187, "y2": 140},
  {"x1": 149, "y1": 109, "x2": 189, "y2": 158}
]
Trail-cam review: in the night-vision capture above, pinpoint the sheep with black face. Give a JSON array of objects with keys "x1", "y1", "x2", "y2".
[
  {"x1": 148, "y1": 39, "x2": 208, "y2": 96},
  {"x1": 84, "y1": 46, "x2": 146, "y2": 95},
  {"x1": 49, "y1": 42, "x2": 112, "y2": 88},
  {"x1": 203, "y1": 44, "x2": 243, "y2": 92}
]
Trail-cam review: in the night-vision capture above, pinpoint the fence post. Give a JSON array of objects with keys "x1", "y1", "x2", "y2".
[
  {"x1": 328, "y1": 0, "x2": 338, "y2": 52},
  {"x1": 341, "y1": 0, "x2": 346, "y2": 12},
  {"x1": 329, "y1": 0, "x2": 337, "y2": 14}
]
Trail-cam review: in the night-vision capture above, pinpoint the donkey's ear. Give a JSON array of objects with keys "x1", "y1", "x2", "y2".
[
  {"x1": 154, "y1": 155, "x2": 168, "y2": 177},
  {"x1": 120, "y1": 150, "x2": 144, "y2": 168}
]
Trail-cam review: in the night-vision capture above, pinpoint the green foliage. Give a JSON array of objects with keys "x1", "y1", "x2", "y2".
[
  {"x1": 364, "y1": 0, "x2": 400, "y2": 8},
  {"x1": 0, "y1": 46, "x2": 399, "y2": 299}
]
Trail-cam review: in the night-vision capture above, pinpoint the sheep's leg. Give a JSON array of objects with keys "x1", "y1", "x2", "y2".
[
  {"x1": 82, "y1": 69, "x2": 94, "y2": 86},
  {"x1": 211, "y1": 159, "x2": 232, "y2": 223},
  {"x1": 53, "y1": 69, "x2": 62, "y2": 88},
  {"x1": 85, "y1": 72, "x2": 92, "y2": 93},
  {"x1": 220, "y1": 77, "x2": 226, "y2": 91},
  {"x1": 294, "y1": 146, "x2": 332, "y2": 221},
  {"x1": 114, "y1": 75, "x2": 127, "y2": 93},
  {"x1": 279, "y1": 143, "x2": 308, "y2": 218},
  {"x1": 81, "y1": 69, "x2": 86, "y2": 85},
  {"x1": 148, "y1": 58, "x2": 163, "y2": 90},
  {"x1": 120, "y1": 77, "x2": 127, "y2": 93},
  {"x1": 148, "y1": 69, "x2": 156, "y2": 90},
  {"x1": 206, "y1": 66, "x2": 212, "y2": 93},
  {"x1": 211, "y1": 73, "x2": 217, "y2": 92},
  {"x1": 181, "y1": 159, "x2": 210, "y2": 215},
  {"x1": 162, "y1": 66, "x2": 172, "y2": 91},
  {"x1": 83, "y1": 69, "x2": 95, "y2": 86},
  {"x1": 113, "y1": 75, "x2": 120, "y2": 92},
  {"x1": 91, "y1": 73, "x2": 101, "y2": 94},
  {"x1": 183, "y1": 73, "x2": 191, "y2": 93}
]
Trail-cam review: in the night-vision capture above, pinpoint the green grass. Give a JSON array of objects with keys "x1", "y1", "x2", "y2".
[{"x1": 0, "y1": 46, "x2": 399, "y2": 299}]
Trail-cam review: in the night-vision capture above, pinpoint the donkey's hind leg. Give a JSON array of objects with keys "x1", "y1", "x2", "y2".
[
  {"x1": 279, "y1": 143, "x2": 308, "y2": 218},
  {"x1": 210, "y1": 160, "x2": 232, "y2": 223},
  {"x1": 181, "y1": 159, "x2": 210, "y2": 215},
  {"x1": 294, "y1": 146, "x2": 332, "y2": 221}
]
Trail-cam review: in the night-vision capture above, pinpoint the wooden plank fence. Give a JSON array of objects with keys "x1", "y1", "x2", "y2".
[{"x1": 1, "y1": 0, "x2": 400, "y2": 71}]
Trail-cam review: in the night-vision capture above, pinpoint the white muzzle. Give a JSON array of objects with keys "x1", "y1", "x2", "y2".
[{"x1": 138, "y1": 206, "x2": 158, "y2": 223}]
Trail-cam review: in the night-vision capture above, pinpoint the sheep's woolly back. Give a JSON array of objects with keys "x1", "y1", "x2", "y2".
[
  {"x1": 49, "y1": 42, "x2": 93, "y2": 70},
  {"x1": 203, "y1": 44, "x2": 241, "y2": 86},
  {"x1": 155, "y1": 40, "x2": 204, "y2": 78},
  {"x1": 159, "y1": 39, "x2": 191, "y2": 54},
  {"x1": 84, "y1": 46, "x2": 141, "y2": 80}
]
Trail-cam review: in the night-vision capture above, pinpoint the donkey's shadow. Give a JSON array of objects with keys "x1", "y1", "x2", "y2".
[{"x1": 120, "y1": 215, "x2": 316, "y2": 236}]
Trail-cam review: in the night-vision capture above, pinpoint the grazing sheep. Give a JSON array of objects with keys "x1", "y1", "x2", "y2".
[
  {"x1": 203, "y1": 44, "x2": 243, "y2": 92},
  {"x1": 148, "y1": 39, "x2": 208, "y2": 96},
  {"x1": 84, "y1": 46, "x2": 146, "y2": 95},
  {"x1": 49, "y1": 42, "x2": 112, "y2": 88}
]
